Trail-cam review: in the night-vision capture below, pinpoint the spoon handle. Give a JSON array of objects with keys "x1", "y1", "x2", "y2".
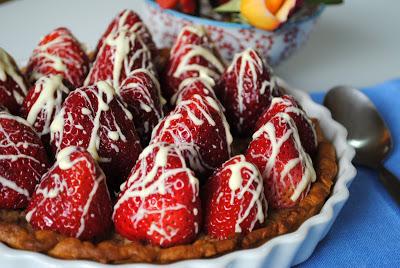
[{"x1": 378, "y1": 165, "x2": 400, "y2": 206}]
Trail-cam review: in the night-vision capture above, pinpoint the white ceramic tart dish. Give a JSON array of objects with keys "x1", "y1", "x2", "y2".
[{"x1": 0, "y1": 77, "x2": 356, "y2": 268}]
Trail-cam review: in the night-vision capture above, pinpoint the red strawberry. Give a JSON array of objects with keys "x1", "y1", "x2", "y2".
[
  {"x1": 0, "y1": 112, "x2": 49, "y2": 209},
  {"x1": 255, "y1": 95, "x2": 317, "y2": 156},
  {"x1": 0, "y1": 48, "x2": 28, "y2": 114},
  {"x1": 119, "y1": 69, "x2": 165, "y2": 146},
  {"x1": 162, "y1": 25, "x2": 224, "y2": 100},
  {"x1": 86, "y1": 28, "x2": 154, "y2": 90},
  {"x1": 26, "y1": 27, "x2": 90, "y2": 88},
  {"x1": 203, "y1": 155, "x2": 267, "y2": 239},
  {"x1": 179, "y1": 0, "x2": 198, "y2": 14},
  {"x1": 218, "y1": 48, "x2": 274, "y2": 136},
  {"x1": 157, "y1": 0, "x2": 179, "y2": 9},
  {"x1": 95, "y1": 9, "x2": 156, "y2": 58},
  {"x1": 50, "y1": 81, "x2": 142, "y2": 192},
  {"x1": 171, "y1": 77, "x2": 219, "y2": 106},
  {"x1": 151, "y1": 93, "x2": 232, "y2": 176},
  {"x1": 20, "y1": 75, "x2": 69, "y2": 149},
  {"x1": 113, "y1": 142, "x2": 201, "y2": 247},
  {"x1": 246, "y1": 113, "x2": 316, "y2": 208},
  {"x1": 26, "y1": 146, "x2": 112, "y2": 240}
]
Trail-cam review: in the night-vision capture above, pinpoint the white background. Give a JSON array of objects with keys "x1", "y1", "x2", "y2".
[{"x1": 0, "y1": 0, "x2": 399, "y2": 92}]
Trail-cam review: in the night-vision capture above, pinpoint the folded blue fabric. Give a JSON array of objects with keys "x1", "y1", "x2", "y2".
[{"x1": 297, "y1": 79, "x2": 400, "y2": 267}]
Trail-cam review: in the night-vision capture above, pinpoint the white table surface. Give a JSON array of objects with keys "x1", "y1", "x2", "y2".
[{"x1": 0, "y1": 0, "x2": 398, "y2": 92}]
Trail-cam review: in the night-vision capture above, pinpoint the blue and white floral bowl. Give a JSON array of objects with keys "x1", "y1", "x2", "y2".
[{"x1": 143, "y1": 0, "x2": 324, "y2": 66}]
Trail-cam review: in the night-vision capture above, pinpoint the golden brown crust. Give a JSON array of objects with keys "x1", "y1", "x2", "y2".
[{"x1": 0, "y1": 121, "x2": 337, "y2": 264}]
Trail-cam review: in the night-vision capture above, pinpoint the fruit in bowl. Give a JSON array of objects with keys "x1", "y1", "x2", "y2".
[
  {"x1": 145, "y1": 0, "x2": 342, "y2": 65},
  {"x1": 0, "y1": 8, "x2": 356, "y2": 267}
]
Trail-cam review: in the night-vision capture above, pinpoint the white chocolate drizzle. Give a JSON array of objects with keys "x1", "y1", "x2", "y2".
[
  {"x1": 0, "y1": 112, "x2": 45, "y2": 200},
  {"x1": 251, "y1": 112, "x2": 316, "y2": 201},
  {"x1": 87, "y1": 27, "x2": 154, "y2": 89},
  {"x1": 151, "y1": 93, "x2": 232, "y2": 173},
  {"x1": 25, "y1": 146, "x2": 108, "y2": 238},
  {"x1": 0, "y1": 47, "x2": 27, "y2": 104},
  {"x1": 221, "y1": 155, "x2": 266, "y2": 233},
  {"x1": 226, "y1": 48, "x2": 273, "y2": 131},
  {"x1": 27, "y1": 28, "x2": 87, "y2": 87},
  {"x1": 114, "y1": 142, "x2": 200, "y2": 245},
  {"x1": 50, "y1": 81, "x2": 133, "y2": 163},
  {"x1": 25, "y1": 75, "x2": 69, "y2": 136}
]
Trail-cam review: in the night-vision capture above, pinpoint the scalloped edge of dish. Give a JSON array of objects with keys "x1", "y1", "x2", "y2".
[{"x1": 0, "y1": 77, "x2": 356, "y2": 268}]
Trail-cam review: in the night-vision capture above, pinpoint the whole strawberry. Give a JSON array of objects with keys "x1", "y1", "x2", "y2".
[
  {"x1": 86, "y1": 28, "x2": 154, "y2": 90},
  {"x1": 95, "y1": 9, "x2": 156, "y2": 58},
  {"x1": 113, "y1": 142, "x2": 201, "y2": 247},
  {"x1": 20, "y1": 75, "x2": 69, "y2": 149},
  {"x1": 255, "y1": 95, "x2": 317, "y2": 156},
  {"x1": 171, "y1": 77, "x2": 220, "y2": 106},
  {"x1": 218, "y1": 48, "x2": 274, "y2": 136},
  {"x1": 246, "y1": 113, "x2": 316, "y2": 208},
  {"x1": 26, "y1": 27, "x2": 90, "y2": 88},
  {"x1": 151, "y1": 93, "x2": 232, "y2": 176},
  {"x1": 50, "y1": 81, "x2": 142, "y2": 192},
  {"x1": 0, "y1": 48, "x2": 28, "y2": 114},
  {"x1": 26, "y1": 146, "x2": 112, "y2": 240},
  {"x1": 162, "y1": 25, "x2": 224, "y2": 99},
  {"x1": 0, "y1": 112, "x2": 49, "y2": 209},
  {"x1": 119, "y1": 69, "x2": 164, "y2": 145},
  {"x1": 203, "y1": 155, "x2": 267, "y2": 239}
]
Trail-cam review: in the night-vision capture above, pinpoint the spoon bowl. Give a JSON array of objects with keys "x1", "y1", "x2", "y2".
[
  {"x1": 324, "y1": 86, "x2": 399, "y2": 205},
  {"x1": 324, "y1": 86, "x2": 391, "y2": 168}
]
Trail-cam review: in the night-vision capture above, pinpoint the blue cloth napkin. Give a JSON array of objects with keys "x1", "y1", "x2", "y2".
[{"x1": 297, "y1": 79, "x2": 400, "y2": 267}]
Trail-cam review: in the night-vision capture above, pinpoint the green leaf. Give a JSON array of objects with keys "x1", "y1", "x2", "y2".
[
  {"x1": 214, "y1": 0, "x2": 241, "y2": 13},
  {"x1": 305, "y1": 0, "x2": 344, "y2": 4}
]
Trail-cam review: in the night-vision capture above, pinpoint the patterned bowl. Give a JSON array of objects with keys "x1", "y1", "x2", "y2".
[{"x1": 143, "y1": 0, "x2": 324, "y2": 66}]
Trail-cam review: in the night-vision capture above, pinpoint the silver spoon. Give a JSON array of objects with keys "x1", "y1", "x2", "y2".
[{"x1": 324, "y1": 86, "x2": 400, "y2": 205}]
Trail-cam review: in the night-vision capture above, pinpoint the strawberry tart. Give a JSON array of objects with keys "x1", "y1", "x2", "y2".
[{"x1": 0, "y1": 9, "x2": 337, "y2": 264}]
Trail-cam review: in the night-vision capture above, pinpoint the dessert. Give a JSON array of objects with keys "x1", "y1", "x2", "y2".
[
  {"x1": 50, "y1": 81, "x2": 142, "y2": 191},
  {"x1": 203, "y1": 154, "x2": 267, "y2": 239},
  {"x1": 217, "y1": 48, "x2": 274, "y2": 136},
  {"x1": 246, "y1": 113, "x2": 315, "y2": 208},
  {"x1": 20, "y1": 75, "x2": 69, "y2": 149},
  {"x1": 255, "y1": 94, "x2": 318, "y2": 156},
  {"x1": 113, "y1": 142, "x2": 201, "y2": 247},
  {"x1": 151, "y1": 92, "x2": 232, "y2": 176},
  {"x1": 0, "y1": 112, "x2": 49, "y2": 209},
  {"x1": 0, "y1": 11, "x2": 338, "y2": 265},
  {"x1": 162, "y1": 25, "x2": 225, "y2": 99},
  {"x1": 26, "y1": 27, "x2": 90, "y2": 88},
  {"x1": 85, "y1": 26, "x2": 154, "y2": 89},
  {"x1": 26, "y1": 146, "x2": 112, "y2": 240},
  {"x1": 95, "y1": 9, "x2": 157, "y2": 58},
  {"x1": 119, "y1": 68, "x2": 164, "y2": 145},
  {"x1": 0, "y1": 48, "x2": 28, "y2": 114}
]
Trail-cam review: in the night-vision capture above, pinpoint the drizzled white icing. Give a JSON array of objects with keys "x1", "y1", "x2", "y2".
[
  {"x1": 27, "y1": 28, "x2": 87, "y2": 87},
  {"x1": 0, "y1": 112, "x2": 46, "y2": 202},
  {"x1": 114, "y1": 142, "x2": 200, "y2": 245},
  {"x1": 0, "y1": 47, "x2": 27, "y2": 104},
  {"x1": 225, "y1": 48, "x2": 273, "y2": 131},
  {"x1": 168, "y1": 25, "x2": 224, "y2": 91},
  {"x1": 99, "y1": 9, "x2": 155, "y2": 54},
  {"x1": 251, "y1": 113, "x2": 316, "y2": 202},
  {"x1": 151, "y1": 93, "x2": 232, "y2": 173},
  {"x1": 266, "y1": 96, "x2": 317, "y2": 149},
  {"x1": 222, "y1": 155, "x2": 266, "y2": 233},
  {"x1": 25, "y1": 146, "x2": 108, "y2": 238},
  {"x1": 119, "y1": 68, "x2": 164, "y2": 135},
  {"x1": 50, "y1": 81, "x2": 133, "y2": 163},
  {"x1": 25, "y1": 75, "x2": 69, "y2": 136},
  {"x1": 87, "y1": 27, "x2": 154, "y2": 89},
  {"x1": 0, "y1": 175, "x2": 30, "y2": 197}
]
